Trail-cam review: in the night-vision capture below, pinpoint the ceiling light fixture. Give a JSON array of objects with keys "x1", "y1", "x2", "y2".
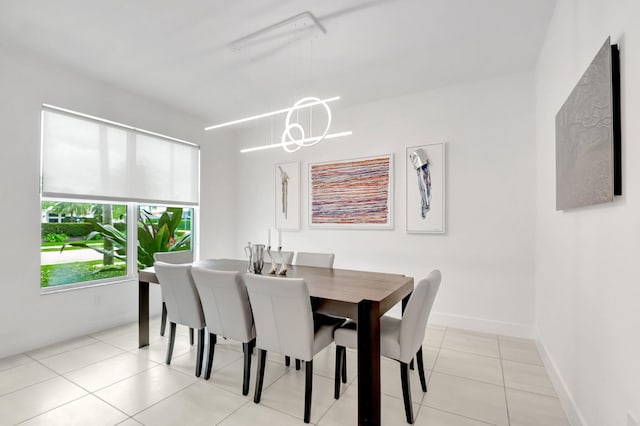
[
  {"x1": 204, "y1": 96, "x2": 340, "y2": 131},
  {"x1": 240, "y1": 131, "x2": 353, "y2": 153},
  {"x1": 204, "y1": 11, "x2": 352, "y2": 153}
]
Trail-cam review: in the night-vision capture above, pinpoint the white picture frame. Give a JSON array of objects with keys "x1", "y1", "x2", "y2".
[
  {"x1": 274, "y1": 161, "x2": 300, "y2": 231},
  {"x1": 406, "y1": 143, "x2": 445, "y2": 233},
  {"x1": 309, "y1": 154, "x2": 394, "y2": 229}
]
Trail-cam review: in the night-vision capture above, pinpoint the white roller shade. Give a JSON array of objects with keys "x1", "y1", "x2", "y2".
[{"x1": 41, "y1": 106, "x2": 200, "y2": 205}]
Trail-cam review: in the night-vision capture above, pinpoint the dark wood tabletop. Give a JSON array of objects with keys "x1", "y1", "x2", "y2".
[{"x1": 142, "y1": 258, "x2": 413, "y2": 315}]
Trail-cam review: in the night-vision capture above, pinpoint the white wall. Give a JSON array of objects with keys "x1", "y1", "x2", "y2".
[
  {"x1": 0, "y1": 44, "x2": 235, "y2": 358},
  {"x1": 233, "y1": 72, "x2": 537, "y2": 336},
  {"x1": 534, "y1": 0, "x2": 640, "y2": 424}
]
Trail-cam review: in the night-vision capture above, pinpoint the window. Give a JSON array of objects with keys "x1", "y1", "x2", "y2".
[
  {"x1": 40, "y1": 105, "x2": 199, "y2": 291},
  {"x1": 137, "y1": 205, "x2": 193, "y2": 267},
  {"x1": 41, "y1": 201, "x2": 128, "y2": 288}
]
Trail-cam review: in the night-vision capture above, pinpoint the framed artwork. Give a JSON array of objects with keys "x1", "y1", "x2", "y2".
[
  {"x1": 406, "y1": 143, "x2": 445, "y2": 233},
  {"x1": 274, "y1": 161, "x2": 300, "y2": 230},
  {"x1": 309, "y1": 154, "x2": 393, "y2": 229},
  {"x1": 555, "y1": 37, "x2": 621, "y2": 210}
]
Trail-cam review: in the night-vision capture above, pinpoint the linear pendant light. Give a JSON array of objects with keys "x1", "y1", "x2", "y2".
[
  {"x1": 204, "y1": 96, "x2": 341, "y2": 131},
  {"x1": 240, "y1": 131, "x2": 353, "y2": 153},
  {"x1": 204, "y1": 95, "x2": 353, "y2": 154}
]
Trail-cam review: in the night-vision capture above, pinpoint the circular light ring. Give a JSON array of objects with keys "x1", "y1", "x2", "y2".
[
  {"x1": 281, "y1": 97, "x2": 332, "y2": 152},
  {"x1": 282, "y1": 123, "x2": 305, "y2": 153}
]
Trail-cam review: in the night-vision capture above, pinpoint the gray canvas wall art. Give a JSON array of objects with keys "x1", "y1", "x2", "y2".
[{"x1": 555, "y1": 37, "x2": 619, "y2": 210}]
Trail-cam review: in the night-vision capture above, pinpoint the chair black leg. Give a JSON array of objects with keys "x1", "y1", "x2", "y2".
[
  {"x1": 416, "y1": 346, "x2": 427, "y2": 393},
  {"x1": 165, "y1": 322, "x2": 176, "y2": 365},
  {"x1": 400, "y1": 362, "x2": 414, "y2": 424},
  {"x1": 160, "y1": 302, "x2": 167, "y2": 336},
  {"x1": 242, "y1": 342, "x2": 253, "y2": 396},
  {"x1": 410, "y1": 359, "x2": 414, "y2": 370},
  {"x1": 334, "y1": 346, "x2": 344, "y2": 399},
  {"x1": 296, "y1": 359, "x2": 301, "y2": 370},
  {"x1": 189, "y1": 328, "x2": 194, "y2": 346},
  {"x1": 304, "y1": 360, "x2": 313, "y2": 423},
  {"x1": 195, "y1": 328, "x2": 205, "y2": 377},
  {"x1": 204, "y1": 334, "x2": 216, "y2": 380},
  {"x1": 254, "y1": 349, "x2": 267, "y2": 403},
  {"x1": 285, "y1": 356, "x2": 291, "y2": 366},
  {"x1": 341, "y1": 349, "x2": 347, "y2": 384}
]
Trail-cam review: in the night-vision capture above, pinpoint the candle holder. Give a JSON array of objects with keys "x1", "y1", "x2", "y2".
[
  {"x1": 266, "y1": 246, "x2": 278, "y2": 274},
  {"x1": 276, "y1": 246, "x2": 288, "y2": 276}
]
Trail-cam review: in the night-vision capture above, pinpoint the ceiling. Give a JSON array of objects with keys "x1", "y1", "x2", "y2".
[{"x1": 0, "y1": 0, "x2": 556, "y2": 125}]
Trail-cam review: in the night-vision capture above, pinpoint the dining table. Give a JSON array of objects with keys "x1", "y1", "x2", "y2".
[{"x1": 138, "y1": 259, "x2": 414, "y2": 426}]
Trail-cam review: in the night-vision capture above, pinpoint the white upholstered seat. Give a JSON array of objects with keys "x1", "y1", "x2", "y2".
[
  {"x1": 294, "y1": 252, "x2": 335, "y2": 268},
  {"x1": 153, "y1": 251, "x2": 194, "y2": 340},
  {"x1": 244, "y1": 274, "x2": 340, "y2": 423},
  {"x1": 154, "y1": 261, "x2": 206, "y2": 377},
  {"x1": 191, "y1": 267, "x2": 256, "y2": 395},
  {"x1": 333, "y1": 269, "x2": 441, "y2": 424}
]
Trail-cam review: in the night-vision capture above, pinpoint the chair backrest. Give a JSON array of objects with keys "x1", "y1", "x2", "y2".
[
  {"x1": 191, "y1": 267, "x2": 255, "y2": 343},
  {"x1": 154, "y1": 262, "x2": 205, "y2": 329},
  {"x1": 399, "y1": 270, "x2": 441, "y2": 363},
  {"x1": 294, "y1": 252, "x2": 335, "y2": 268},
  {"x1": 243, "y1": 274, "x2": 315, "y2": 361},
  {"x1": 266, "y1": 250, "x2": 294, "y2": 265},
  {"x1": 153, "y1": 250, "x2": 193, "y2": 264}
]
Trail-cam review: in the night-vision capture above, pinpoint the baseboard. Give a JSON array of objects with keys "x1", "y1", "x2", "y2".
[
  {"x1": 428, "y1": 312, "x2": 534, "y2": 339},
  {"x1": 1, "y1": 302, "x2": 163, "y2": 359},
  {"x1": 535, "y1": 337, "x2": 588, "y2": 426}
]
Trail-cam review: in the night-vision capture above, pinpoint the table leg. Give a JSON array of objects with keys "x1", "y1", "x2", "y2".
[
  {"x1": 401, "y1": 293, "x2": 414, "y2": 369},
  {"x1": 139, "y1": 280, "x2": 150, "y2": 348},
  {"x1": 358, "y1": 299, "x2": 381, "y2": 426},
  {"x1": 401, "y1": 293, "x2": 411, "y2": 315}
]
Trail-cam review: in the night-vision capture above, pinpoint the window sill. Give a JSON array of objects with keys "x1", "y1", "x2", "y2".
[{"x1": 40, "y1": 275, "x2": 136, "y2": 295}]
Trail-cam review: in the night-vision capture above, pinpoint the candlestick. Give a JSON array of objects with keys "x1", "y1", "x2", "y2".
[
  {"x1": 277, "y1": 246, "x2": 288, "y2": 275},
  {"x1": 277, "y1": 229, "x2": 282, "y2": 247},
  {"x1": 267, "y1": 228, "x2": 271, "y2": 247},
  {"x1": 267, "y1": 245, "x2": 277, "y2": 274}
]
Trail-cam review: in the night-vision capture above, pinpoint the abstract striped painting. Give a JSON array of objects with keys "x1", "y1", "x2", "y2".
[{"x1": 309, "y1": 155, "x2": 393, "y2": 228}]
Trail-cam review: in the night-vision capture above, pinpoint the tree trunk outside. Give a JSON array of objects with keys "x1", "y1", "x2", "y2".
[{"x1": 103, "y1": 204, "x2": 113, "y2": 265}]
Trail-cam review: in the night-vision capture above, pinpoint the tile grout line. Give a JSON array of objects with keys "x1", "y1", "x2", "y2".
[
  {"x1": 0, "y1": 354, "x2": 68, "y2": 401},
  {"x1": 121, "y1": 378, "x2": 202, "y2": 420},
  {"x1": 213, "y1": 399, "x2": 253, "y2": 425},
  {"x1": 422, "y1": 327, "x2": 505, "y2": 426},
  {"x1": 497, "y1": 337, "x2": 512, "y2": 426},
  {"x1": 415, "y1": 325, "x2": 445, "y2": 422},
  {"x1": 422, "y1": 405, "x2": 501, "y2": 426},
  {"x1": 13, "y1": 374, "x2": 95, "y2": 425},
  {"x1": 25, "y1": 336, "x2": 102, "y2": 361},
  {"x1": 314, "y1": 377, "x2": 354, "y2": 425}
]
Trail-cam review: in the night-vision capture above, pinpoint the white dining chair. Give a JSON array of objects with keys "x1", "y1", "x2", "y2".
[
  {"x1": 293, "y1": 251, "x2": 337, "y2": 370},
  {"x1": 294, "y1": 252, "x2": 335, "y2": 268},
  {"x1": 265, "y1": 250, "x2": 294, "y2": 265},
  {"x1": 333, "y1": 270, "x2": 441, "y2": 424},
  {"x1": 154, "y1": 251, "x2": 194, "y2": 341},
  {"x1": 191, "y1": 267, "x2": 256, "y2": 395},
  {"x1": 154, "y1": 261, "x2": 206, "y2": 377},
  {"x1": 244, "y1": 274, "x2": 342, "y2": 423}
]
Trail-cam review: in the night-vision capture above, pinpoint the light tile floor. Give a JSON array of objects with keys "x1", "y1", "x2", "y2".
[{"x1": 0, "y1": 320, "x2": 570, "y2": 425}]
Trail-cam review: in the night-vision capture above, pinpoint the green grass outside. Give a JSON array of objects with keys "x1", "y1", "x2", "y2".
[
  {"x1": 41, "y1": 243, "x2": 104, "y2": 253},
  {"x1": 41, "y1": 260, "x2": 126, "y2": 287}
]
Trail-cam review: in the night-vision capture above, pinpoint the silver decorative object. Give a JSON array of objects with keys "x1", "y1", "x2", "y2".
[
  {"x1": 244, "y1": 242, "x2": 253, "y2": 272},
  {"x1": 409, "y1": 149, "x2": 432, "y2": 219},
  {"x1": 266, "y1": 246, "x2": 278, "y2": 274},
  {"x1": 251, "y1": 244, "x2": 265, "y2": 274},
  {"x1": 276, "y1": 246, "x2": 288, "y2": 275}
]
